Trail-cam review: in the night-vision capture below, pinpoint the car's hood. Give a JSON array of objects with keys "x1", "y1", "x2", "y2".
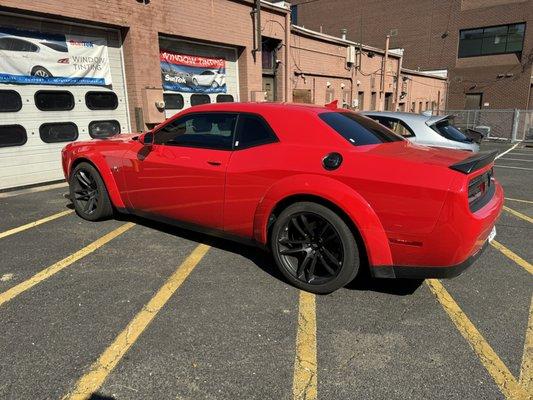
[{"x1": 354, "y1": 140, "x2": 472, "y2": 168}]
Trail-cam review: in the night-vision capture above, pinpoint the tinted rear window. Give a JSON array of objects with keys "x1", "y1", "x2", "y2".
[
  {"x1": 0, "y1": 125, "x2": 27, "y2": 147},
  {"x1": 431, "y1": 119, "x2": 472, "y2": 143},
  {"x1": 319, "y1": 112, "x2": 403, "y2": 145}
]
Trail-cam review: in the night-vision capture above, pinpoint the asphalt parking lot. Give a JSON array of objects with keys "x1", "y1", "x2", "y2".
[{"x1": 0, "y1": 143, "x2": 532, "y2": 400}]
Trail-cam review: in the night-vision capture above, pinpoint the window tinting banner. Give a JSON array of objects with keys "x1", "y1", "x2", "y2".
[
  {"x1": 0, "y1": 28, "x2": 112, "y2": 86},
  {"x1": 161, "y1": 49, "x2": 227, "y2": 93}
]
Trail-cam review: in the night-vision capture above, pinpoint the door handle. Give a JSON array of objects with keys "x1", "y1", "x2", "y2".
[{"x1": 207, "y1": 161, "x2": 222, "y2": 166}]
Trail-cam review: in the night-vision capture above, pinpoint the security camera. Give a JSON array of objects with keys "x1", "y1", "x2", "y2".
[
  {"x1": 155, "y1": 100, "x2": 165, "y2": 110},
  {"x1": 275, "y1": 59, "x2": 282, "y2": 64}
]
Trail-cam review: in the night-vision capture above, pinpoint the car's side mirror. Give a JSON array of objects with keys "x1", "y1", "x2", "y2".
[{"x1": 138, "y1": 131, "x2": 154, "y2": 146}]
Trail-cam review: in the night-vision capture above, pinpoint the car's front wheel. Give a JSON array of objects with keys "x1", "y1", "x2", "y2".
[
  {"x1": 69, "y1": 162, "x2": 113, "y2": 221},
  {"x1": 31, "y1": 66, "x2": 52, "y2": 78},
  {"x1": 271, "y1": 202, "x2": 360, "y2": 294}
]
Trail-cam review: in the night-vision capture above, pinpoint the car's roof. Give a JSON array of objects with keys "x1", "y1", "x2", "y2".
[
  {"x1": 361, "y1": 110, "x2": 450, "y2": 125},
  {"x1": 182, "y1": 102, "x2": 339, "y2": 114}
]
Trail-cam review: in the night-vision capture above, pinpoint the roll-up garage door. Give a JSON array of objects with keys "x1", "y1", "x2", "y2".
[
  {"x1": 159, "y1": 37, "x2": 239, "y2": 119},
  {"x1": 0, "y1": 13, "x2": 130, "y2": 190}
]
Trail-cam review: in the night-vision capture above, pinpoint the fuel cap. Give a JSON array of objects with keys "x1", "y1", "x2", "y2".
[{"x1": 322, "y1": 152, "x2": 343, "y2": 170}]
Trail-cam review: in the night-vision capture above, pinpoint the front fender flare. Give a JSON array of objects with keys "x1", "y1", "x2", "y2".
[{"x1": 253, "y1": 174, "x2": 393, "y2": 266}]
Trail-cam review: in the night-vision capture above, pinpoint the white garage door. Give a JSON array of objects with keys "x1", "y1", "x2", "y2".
[
  {"x1": 159, "y1": 37, "x2": 239, "y2": 119},
  {"x1": 0, "y1": 13, "x2": 130, "y2": 190}
]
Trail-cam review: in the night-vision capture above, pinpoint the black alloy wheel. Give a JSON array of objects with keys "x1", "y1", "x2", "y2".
[
  {"x1": 69, "y1": 162, "x2": 113, "y2": 221},
  {"x1": 271, "y1": 202, "x2": 360, "y2": 294}
]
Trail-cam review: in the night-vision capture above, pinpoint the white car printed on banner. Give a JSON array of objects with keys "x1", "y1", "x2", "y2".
[
  {"x1": 0, "y1": 35, "x2": 70, "y2": 78},
  {"x1": 192, "y1": 70, "x2": 225, "y2": 88}
]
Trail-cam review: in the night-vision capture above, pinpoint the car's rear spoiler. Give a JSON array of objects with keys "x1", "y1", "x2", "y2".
[{"x1": 449, "y1": 150, "x2": 498, "y2": 174}]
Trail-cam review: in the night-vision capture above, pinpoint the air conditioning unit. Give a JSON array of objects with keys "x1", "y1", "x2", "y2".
[{"x1": 347, "y1": 45, "x2": 356, "y2": 65}]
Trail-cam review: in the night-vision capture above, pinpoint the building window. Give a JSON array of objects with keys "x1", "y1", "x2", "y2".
[
  {"x1": 89, "y1": 120, "x2": 121, "y2": 138},
  {"x1": 0, "y1": 125, "x2": 27, "y2": 147},
  {"x1": 371, "y1": 92, "x2": 377, "y2": 110},
  {"x1": 357, "y1": 91, "x2": 364, "y2": 110},
  {"x1": 35, "y1": 91, "x2": 74, "y2": 111},
  {"x1": 458, "y1": 23, "x2": 526, "y2": 58},
  {"x1": 0, "y1": 90, "x2": 22, "y2": 112},
  {"x1": 190, "y1": 94, "x2": 211, "y2": 107},
  {"x1": 290, "y1": 5, "x2": 298, "y2": 25},
  {"x1": 39, "y1": 122, "x2": 78, "y2": 143},
  {"x1": 85, "y1": 91, "x2": 118, "y2": 110},
  {"x1": 465, "y1": 93, "x2": 483, "y2": 109},
  {"x1": 164, "y1": 93, "x2": 184, "y2": 110},
  {"x1": 216, "y1": 94, "x2": 234, "y2": 103},
  {"x1": 262, "y1": 37, "x2": 279, "y2": 73}
]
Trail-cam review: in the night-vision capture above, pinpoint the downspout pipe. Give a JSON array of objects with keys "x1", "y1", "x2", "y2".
[{"x1": 285, "y1": 10, "x2": 291, "y2": 102}]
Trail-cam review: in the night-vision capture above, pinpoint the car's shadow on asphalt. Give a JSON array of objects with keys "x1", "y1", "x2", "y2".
[{"x1": 106, "y1": 211, "x2": 424, "y2": 297}]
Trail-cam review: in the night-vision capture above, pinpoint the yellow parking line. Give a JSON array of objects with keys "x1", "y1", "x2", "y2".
[
  {"x1": 0, "y1": 222, "x2": 134, "y2": 307},
  {"x1": 519, "y1": 296, "x2": 533, "y2": 393},
  {"x1": 426, "y1": 279, "x2": 529, "y2": 400},
  {"x1": 63, "y1": 244, "x2": 210, "y2": 400},
  {"x1": 0, "y1": 210, "x2": 74, "y2": 240},
  {"x1": 491, "y1": 240, "x2": 533, "y2": 275},
  {"x1": 505, "y1": 198, "x2": 533, "y2": 205},
  {"x1": 503, "y1": 206, "x2": 533, "y2": 224},
  {"x1": 293, "y1": 291, "x2": 317, "y2": 400}
]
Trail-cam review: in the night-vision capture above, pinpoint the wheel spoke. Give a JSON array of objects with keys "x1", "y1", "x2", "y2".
[
  {"x1": 317, "y1": 253, "x2": 336, "y2": 275},
  {"x1": 280, "y1": 245, "x2": 307, "y2": 255},
  {"x1": 85, "y1": 197, "x2": 96, "y2": 213},
  {"x1": 323, "y1": 232, "x2": 338, "y2": 243},
  {"x1": 322, "y1": 247, "x2": 341, "y2": 268},
  {"x1": 76, "y1": 171, "x2": 92, "y2": 188},
  {"x1": 297, "y1": 253, "x2": 313, "y2": 278},
  {"x1": 300, "y1": 214, "x2": 314, "y2": 237},
  {"x1": 74, "y1": 190, "x2": 90, "y2": 201},
  {"x1": 305, "y1": 255, "x2": 318, "y2": 282},
  {"x1": 278, "y1": 237, "x2": 307, "y2": 246},
  {"x1": 291, "y1": 216, "x2": 308, "y2": 238}
]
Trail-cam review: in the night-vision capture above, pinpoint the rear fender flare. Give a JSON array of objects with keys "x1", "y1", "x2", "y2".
[
  {"x1": 253, "y1": 174, "x2": 393, "y2": 266},
  {"x1": 69, "y1": 153, "x2": 126, "y2": 209}
]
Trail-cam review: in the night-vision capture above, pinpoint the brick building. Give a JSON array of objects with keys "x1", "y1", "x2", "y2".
[
  {"x1": 0, "y1": 0, "x2": 445, "y2": 189},
  {"x1": 290, "y1": 0, "x2": 533, "y2": 110}
]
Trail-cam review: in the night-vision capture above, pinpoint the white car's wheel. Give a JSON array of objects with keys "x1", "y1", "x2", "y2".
[{"x1": 31, "y1": 66, "x2": 52, "y2": 78}]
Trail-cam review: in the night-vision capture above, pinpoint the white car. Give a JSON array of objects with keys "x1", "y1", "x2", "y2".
[
  {"x1": 191, "y1": 70, "x2": 225, "y2": 88},
  {"x1": 361, "y1": 111, "x2": 480, "y2": 152},
  {"x1": 0, "y1": 35, "x2": 70, "y2": 78}
]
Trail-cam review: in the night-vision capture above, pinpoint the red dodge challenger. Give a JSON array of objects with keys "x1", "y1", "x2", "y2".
[{"x1": 62, "y1": 102, "x2": 503, "y2": 293}]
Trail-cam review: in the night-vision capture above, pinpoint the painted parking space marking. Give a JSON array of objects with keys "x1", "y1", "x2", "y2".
[
  {"x1": 506, "y1": 198, "x2": 533, "y2": 205},
  {"x1": 503, "y1": 206, "x2": 533, "y2": 224},
  {"x1": 293, "y1": 291, "x2": 317, "y2": 400},
  {"x1": 500, "y1": 158, "x2": 533, "y2": 162},
  {"x1": 426, "y1": 279, "x2": 530, "y2": 400},
  {"x1": 519, "y1": 296, "x2": 533, "y2": 393},
  {"x1": 490, "y1": 240, "x2": 533, "y2": 275},
  {"x1": 0, "y1": 222, "x2": 135, "y2": 307},
  {"x1": 495, "y1": 143, "x2": 519, "y2": 159},
  {"x1": 63, "y1": 244, "x2": 210, "y2": 400},
  {"x1": 494, "y1": 165, "x2": 533, "y2": 171},
  {"x1": 0, "y1": 209, "x2": 74, "y2": 240}
]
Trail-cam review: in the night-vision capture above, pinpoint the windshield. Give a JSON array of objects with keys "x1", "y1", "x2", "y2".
[
  {"x1": 431, "y1": 119, "x2": 472, "y2": 143},
  {"x1": 319, "y1": 111, "x2": 404, "y2": 146}
]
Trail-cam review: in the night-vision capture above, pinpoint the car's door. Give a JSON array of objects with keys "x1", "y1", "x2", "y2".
[{"x1": 122, "y1": 112, "x2": 237, "y2": 230}]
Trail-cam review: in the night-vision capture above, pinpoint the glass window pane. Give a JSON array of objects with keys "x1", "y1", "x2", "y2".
[
  {"x1": 216, "y1": 94, "x2": 234, "y2": 103},
  {"x1": 85, "y1": 92, "x2": 118, "y2": 110},
  {"x1": 190, "y1": 94, "x2": 211, "y2": 106},
  {"x1": 156, "y1": 113, "x2": 237, "y2": 150},
  {"x1": 481, "y1": 26, "x2": 508, "y2": 55},
  {"x1": 39, "y1": 122, "x2": 78, "y2": 143},
  {"x1": 0, "y1": 125, "x2": 27, "y2": 147},
  {"x1": 0, "y1": 90, "x2": 22, "y2": 112},
  {"x1": 236, "y1": 114, "x2": 277, "y2": 148},
  {"x1": 164, "y1": 93, "x2": 184, "y2": 110},
  {"x1": 506, "y1": 23, "x2": 525, "y2": 52},
  {"x1": 319, "y1": 112, "x2": 403, "y2": 146},
  {"x1": 89, "y1": 120, "x2": 121, "y2": 138},
  {"x1": 35, "y1": 91, "x2": 74, "y2": 111}
]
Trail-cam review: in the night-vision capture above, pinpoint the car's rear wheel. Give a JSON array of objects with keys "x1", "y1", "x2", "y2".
[
  {"x1": 69, "y1": 162, "x2": 113, "y2": 221},
  {"x1": 31, "y1": 66, "x2": 52, "y2": 78},
  {"x1": 271, "y1": 202, "x2": 360, "y2": 294}
]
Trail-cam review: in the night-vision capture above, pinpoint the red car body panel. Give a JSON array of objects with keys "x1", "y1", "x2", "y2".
[{"x1": 62, "y1": 102, "x2": 503, "y2": 277}]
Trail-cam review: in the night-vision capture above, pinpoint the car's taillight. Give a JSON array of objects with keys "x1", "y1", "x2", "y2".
[
  {"x1": 468, "y1": 168, "x2": 493, "y2": 205},
  {"x1": 57, "y1": 58, "x2": 70, "y2": 64}
]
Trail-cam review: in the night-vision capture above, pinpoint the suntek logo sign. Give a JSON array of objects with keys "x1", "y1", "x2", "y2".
[{"x1": 68, "y1": 39, "x2": 94, "y2": 48}]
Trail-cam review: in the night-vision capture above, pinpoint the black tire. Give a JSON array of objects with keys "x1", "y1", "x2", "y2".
[
  {"x1": 69, "y1": 162, "x2": 113, "y2": 221},
  {"x1": 271, "y1": 202, "x2": 359, "y2": 294},
  {"x1": 31, "y1": 66, "x2": 52, "y2": 78}
]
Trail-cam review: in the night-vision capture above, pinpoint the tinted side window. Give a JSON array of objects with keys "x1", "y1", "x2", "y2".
[
  {"x1": 190, "y1": 94, "x2": 211, "y2": 106},
  {"x1": 0, "y1": 90, "x2": 22, "y2": 112},
  {"x1": 371, "y1": 116, "x2": 415, "y2": 138},
  {"x1": 216, "y1": 94, "x2": 234, "y2": 103},
  {"x1": 236, "y1": 114, "x2": 278, "y2": 149},
  {"x1": 319, "y1": 112, "x2": 403, "y2": 146},
  {"x1": 35, "y1": 91, "x2": 74, "y2": 111},
  {"x1": 85, "y1": 92, "x2": 118, "y2": 110},
  {"x1": 0, "y1": 125, "x2": 27, "y2": 147},
  {"x1": 155, "y1": 113, "x2": 237, "y2": 150},
  {"x1": 89, "y1": 120, "x2": 121, "y2": 138},
  {"x1": 40, "y1": 122, "x2": 78, "y2": 143},
  {"x1": 164, "y1": 93, "x2": 184, "y2": 110}
]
